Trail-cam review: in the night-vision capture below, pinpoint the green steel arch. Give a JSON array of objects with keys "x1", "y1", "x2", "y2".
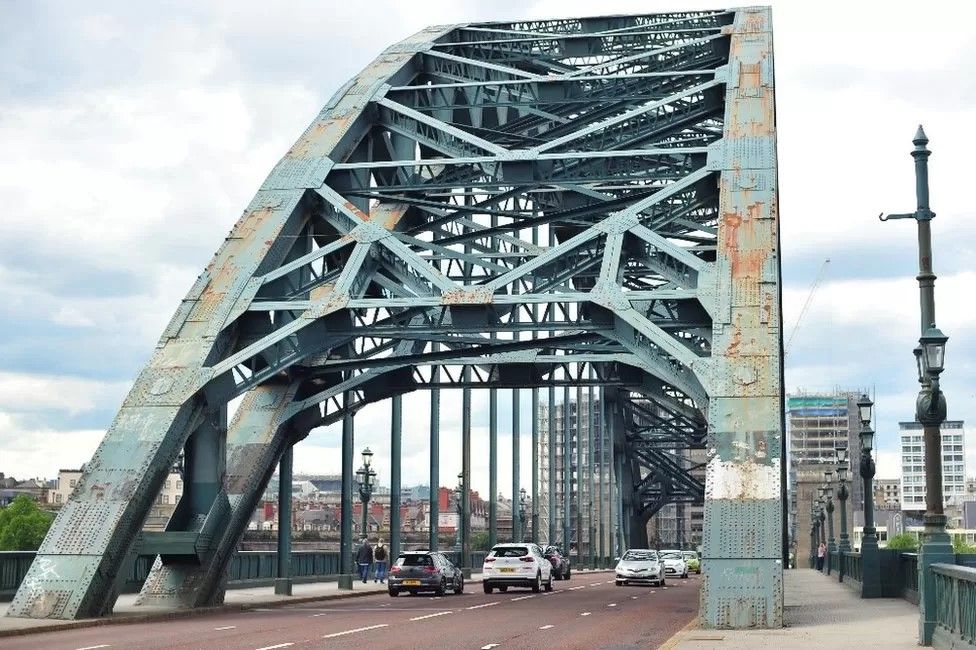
[{"x1": 9, "y1": 7, "x2": 783, "y2": 628}]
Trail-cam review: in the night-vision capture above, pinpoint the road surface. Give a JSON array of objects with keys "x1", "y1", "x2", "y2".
[{"x1": 4, "y1": 574, "x2": 700, "y2": 649}]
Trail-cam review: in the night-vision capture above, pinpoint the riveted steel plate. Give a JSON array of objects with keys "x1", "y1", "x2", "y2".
[
  {"x1": 702, "y1": 498, "x2": 781, "y2": 558},
  {"x1": 700, "y1": 558, "x2": 782, "y2": 628}
]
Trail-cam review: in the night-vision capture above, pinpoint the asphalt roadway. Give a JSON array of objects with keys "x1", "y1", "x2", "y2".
[{"x1": 2, "y1": 574, "x2": 700, "y2": 650}]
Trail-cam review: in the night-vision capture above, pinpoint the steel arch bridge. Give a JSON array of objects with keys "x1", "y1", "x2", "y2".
[{"x1": 9, "y1": 7, "x2": 783, "y2": 628}]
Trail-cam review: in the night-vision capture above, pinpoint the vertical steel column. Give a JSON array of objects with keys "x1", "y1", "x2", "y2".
[
  {"x1": 599, "y1": 387, "x2": 606, "y2": 566},
  {"x1": 429, "y1": 361, "x2": 440, "y2": 551},
  {"x1": 391, "y1": 395, "x2": 402, "y2": 560},
  {"x1": 512, "y1": 389, "x2": 521, "y2": 542},
  {"x1": 340, "y1": 396, "x2": 354, "y2": 584},
  {"x1": 587, "y1": 375, "x2": 595, "y2": 569},
  {"x1": 531, "y1": 225, "x2": 540, "y2": 543},
  {"x1": 489, "y1": 388, "x2": 498, "y2": 549},
  {"x1": 461, "y1": 375, "x2": 472, "y2": 569},
  {"x1": 548, "y1": 385, "x2": 556, "y2": 545},
  {"x1": 275, "y1": 444, "x2": 293, "y2": 595},
  {"x1": 563, "y1": 384, "x2": 571, "y2": 554},
  {"x1": 575, "y1": 381, "x2": 584, "y2": 568},
  {"x1": 607, "y1": 395, "x2": 615, "y2": 559}
]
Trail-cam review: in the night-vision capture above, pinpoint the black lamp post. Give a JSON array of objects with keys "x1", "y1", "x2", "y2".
[
  {"x1": 518, "y1": 488, "x2": 527, "y2": 542},
  {"x1": 836, "y1": 445, "x2": 851, "y2": 554},
  {"x1": 356, "y1": 447, "x2": 376, "y2": 540},
  {"x1": 857, "y1": 395, "x2": 881, "y2": 597},
  {"x1": 809, "y1": 502, "x2": 819, "y2": 569},
  {"x1": 824, "y1": 471, "x2": 835, "y2": 575},
  {"x1": 455, "y1": 472, "x2": 464, "y2": 550}
]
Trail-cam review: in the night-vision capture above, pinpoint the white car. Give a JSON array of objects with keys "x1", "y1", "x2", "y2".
[
  {"x1": 482, "y1": 543, "x2": 554, "y2": 593},
  {"x1": 615, "y1": 549, "x2": 665, "y2": 587},
  {"x1": 659, "y1": 550, "x2": 689, "y2": 578}
]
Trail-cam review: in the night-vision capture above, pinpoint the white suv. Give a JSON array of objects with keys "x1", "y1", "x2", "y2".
[
  {"x1": 659, "y1": 549, "x2": 689, "y2": 579},
  {"x1": 482, "y1": 543, "x2": 554, "y2": 593}
]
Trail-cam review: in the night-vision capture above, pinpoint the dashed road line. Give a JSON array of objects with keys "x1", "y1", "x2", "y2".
[
  {"x1": 511, "y1": 595, "x2": 536, "y2": 601},
  {"x1": 254, "y1": 644, "x2": 293, "y2": 650},
  {"x1": 580, "y1": 612, "x2": 592, "y2": 616},
  {"x1": 631, "y1": 596, "x2": 639, "y2": 599},
  {"x1": 605, "y1": 580, "x2": 613, "y2": 584},
  {"x1": 540, "y1": 624, "x2": 555, "y2": 630},
  {"x1": 467, "y1": 602, "x2": 500, "y2": 610},
  {"x1": 608, "y1": 603, "x2": 617, "y2": 607},
  {"x1": 481, "y1": 645, "x2": 501, "y2": 649},
  {"x1": 322, "y1": 624, "x2": 389, "y2": 639},
  {"x1": 590, "y1": 582, "x2": 601, "y2": 586},
  {"x1": 76, "y1": 646, "x2": 111, "y2": 650},
  {"x1": 409, "y1": 610, "x2": 453, "y2": 621},
  {"x1": 568, "y1": 585, "x2": 586, "y2": 590},
  {"x1": 311, "y1": 613, "x2": 327, "y2": 617},
  {"x1": 214, "y1": 625, "x2": 237, "y2": 630}
]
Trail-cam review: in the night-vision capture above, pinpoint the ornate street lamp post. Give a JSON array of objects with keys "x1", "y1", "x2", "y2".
[
  {"x1": 824, "y1": 471, "x2": 835, "y2": 575},
  {"x1": 836, "y1": 445, "x2": 852, "y2": 555},
  {"x1": 857, "y1": 395, "x2": 881, "y2": 597},
  {"x1": 356, "y1": 447, "x2": 376, "y2": 540},
  {"x1": 809, "y1": 501, "x2": 819, "y2": 569},
  {"x1": 518, "y1": 488, "x2": 528, "y2": 542},
  {"x1": 880, "y1": 127, "x2": 952, "y2": 641},
  {"x1": 455, "y1": 472, "x2": 464, "y2": 551}
]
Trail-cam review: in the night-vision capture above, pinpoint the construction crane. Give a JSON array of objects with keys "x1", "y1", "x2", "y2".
[{"x1": 784, "y1": 258, "x2": 830, "y2": 359}]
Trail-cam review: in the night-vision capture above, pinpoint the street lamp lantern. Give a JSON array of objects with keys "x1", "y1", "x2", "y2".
[
  {"x1": 356, "y1": 447, "x2": 376, "y2": 539},
  {"x1": 859, "y1": 423, "x2": 875, "y2": 452},
  {"x1": 835, "y1": 444, "x2": 849, "y2": 467},
  {"x1": 856, "y1": 394, "x2": 873, "y2": 427},
  {"x1": 361, "y1": 446, "x2": 374, "y2": 468},
  {"x1": 919, "y1": 325, "x2": 948, "y2": 376},
  {"x1": 823, "y1": 470, "x2": 833, "y2": 487},
  {"x1": 913, "y1": 345, "x2": 926, "y2": 384}
]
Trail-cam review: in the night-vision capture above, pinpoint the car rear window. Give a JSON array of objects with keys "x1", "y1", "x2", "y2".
[
  {"x1": 661, "y1": 552, "x2": 681, "y2": 559},
  {"x1": 492, "y1": 546, "x2": 528, "y2": 558},
  {"x1": 396, "y1": 554, "x2": 433, "y2": 566},
  {"x1": 622, "y1": 551, "x2": 657, "y2": 561}
]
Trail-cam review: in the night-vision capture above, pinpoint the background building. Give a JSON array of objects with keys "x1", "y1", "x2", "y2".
[
  {"x1": 787, "y1": 391, "x2": 863, "y2": 564},
  {"x1": 874, "y1": 478, "x2": 901, "y2": 507},
  {"x1": 899, "y1": 420, "x2": 967, "y2": 511}
]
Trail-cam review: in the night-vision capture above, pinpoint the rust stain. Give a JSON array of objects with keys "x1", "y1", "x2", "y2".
[{"x1": 727, "y1": 326, "x2": 742, "y2": 357}]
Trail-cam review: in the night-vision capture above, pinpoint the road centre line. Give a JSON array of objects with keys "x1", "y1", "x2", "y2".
[
  {"x1": 322, "y1": 624, "x2": 389, "y2": 639},
  {"x1": 481, "y1": 645, "x2": 501, "y2": 649},
  {"x1": 511, "y1": 595, "x2": 536, "y2": 601},
  {"x1": 76, "y1": 646, "x2": 111, "y2": 650},
  {"x1": 214, "y1": 625, "x2": 237, "y2": 630},
  {"x1": 590, "y1": 582, "x2": 602, "y2": 586},
  {"x1": 540, "y1": 624, "x2": 555, "y2": 630},
  {"x1": 608, "y1": 603, "x2": 617, "y2": 607},
  {"x1": 581, "y1": 612, "x2": 592, "y2": 616},
  {"x1": 569, "y1": 585, "x2": 586, "y2": 590},
  {"x1": 254, "y1": 644, "x2": 292, "y2": 650},
  {"x1": 409, "y1": 610, "x2": 453, "y2": 621},
  {"x1": 467, "y1": 601, "x2": 500, "y2": 610}
]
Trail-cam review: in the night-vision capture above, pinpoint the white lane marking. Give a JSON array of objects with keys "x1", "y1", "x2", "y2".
[
  {"x1": 605, "y1": 580, "x2": 613, "y2": 584},
  {"x1": 311, "y1": 613, "x2": 327, "y2": 617},
  {"x1": 214, "y1": 625, "x2": 237, "y2": 630},
  {"x1": 76, "y1": 646, "x2": 111, "y2": 650},
  {"x1": 252, "y1": 608, "x2": 274, "y2": 612},
  {"x1": 322, "y1": 624, "x2": 389, "y2": 639},
  {"x1": 409, "y1": 610, "x2": 453, "y2": 621},
  {"x1": 568, "y1": 585, "x2": 585, "y2": 590},
  {"x1": 590, "y1": 582, "x2": 601, "y2": 586},
  {"x1": 650, "y1": 591, "x2": 657, "y2": 594},
  {"x1": 467, "y1": 602, "x2": 500, "y2": 610},
  {"x1": 581, "y1": 612, "x2": 591, "y2": 616},
  {"x1": 631, "y1": 596, "x2": 639, "y2": 600},
  {"x1": 540, "y1": 624, "x2": 555, "y2": 630},
  {"x1": 254, "y1": 645, "x2": 293, "y2": 650},
  {"x1": 511, "y1": 595, "x2": 536, "y2": 601},
  {"x1": 481, "y1": 645, "x2": 501, "y2": 649},
  {"x1": 608, "y1": 603, "x2": 617, "y2": 607}
]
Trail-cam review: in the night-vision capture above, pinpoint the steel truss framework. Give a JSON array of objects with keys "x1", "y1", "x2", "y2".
[{"x1": 9, "y1": 7, "x2": 783, "y2": 628}]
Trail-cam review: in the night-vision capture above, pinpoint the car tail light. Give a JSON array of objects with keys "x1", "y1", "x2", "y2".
[
  {"x1": 390, "y1": 566, "x2": 400, "y2": 573},
  {"x1": 424, "y1": 566, "x2": 438, "y2": 572},
  {"x1": 519, "y1": 556, "x2": 535, "y2": 562},
  {"x1": 483, "y1": 558, "x2": 495, "y2": 563}
]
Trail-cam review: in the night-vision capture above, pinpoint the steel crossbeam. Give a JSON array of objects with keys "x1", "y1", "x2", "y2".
[{"x1": 9, "y1": 7, "x2": 783, "y2": 630}]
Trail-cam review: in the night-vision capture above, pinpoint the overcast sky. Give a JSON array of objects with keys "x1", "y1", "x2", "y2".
[{"x1": 1, "y1": 1, "x2": 974, "y2": 499}]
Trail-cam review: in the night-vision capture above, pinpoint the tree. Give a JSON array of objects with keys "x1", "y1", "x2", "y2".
[
  {"x1": 886, "y1": 533, "x2": 918, "y2": 551},
  {"x1": 0, "y1": 496, "x2": 54, "y2": 551},
  {"x1": 470, "y1": 531, "x2": 492, "y2": 551},
  {"x1": 952, "y1": 535, "x2": 976, "y2": 554}
]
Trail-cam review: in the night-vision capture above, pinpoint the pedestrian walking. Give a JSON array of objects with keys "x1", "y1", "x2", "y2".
[
  {"x1": 356, "y1": 538, "x2": 373, "y2": 583},
  {"x1": 374, "y1": 540, "x2": 389, "y2": 583},
  {"x1": 816, "y1": 542, "x2": 826, "y2": 571}
]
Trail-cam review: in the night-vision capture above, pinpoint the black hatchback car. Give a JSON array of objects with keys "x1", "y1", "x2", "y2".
[
  {"x1": 544, "y1": 545, "x2": 571, "y2": 580},
  {"x1": 388, "y1": 551, "x2": 464, "y2": 597}
]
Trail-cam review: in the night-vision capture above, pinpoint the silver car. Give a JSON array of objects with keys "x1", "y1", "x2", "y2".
[{"x1": 615, "y1": 549, "x2": 665, "y2": 587}]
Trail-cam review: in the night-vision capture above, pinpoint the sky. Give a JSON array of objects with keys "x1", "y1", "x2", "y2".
[{"x1": 1, "y1": 0, "x2": 975, "y2": 499}]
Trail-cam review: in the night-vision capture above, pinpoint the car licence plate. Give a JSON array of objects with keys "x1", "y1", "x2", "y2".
[
  {"x1": 402, "y1": 579, "x2": 421, "y2": 585},
  {"x1": 499, "y1": 568, "x2": 515, "y2": 573}
]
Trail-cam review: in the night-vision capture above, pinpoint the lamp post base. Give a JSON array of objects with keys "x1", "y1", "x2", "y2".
[
  {"x1": 274, "y1": 578, "x2": 293, "y2": 596},
  {"x1": 338, "y1": 574, "x2": 355, "y2": 590},
  {"x1": 860, "y1": 534, "x2": 882, "y2": 598},
  {"x1": 918, "y1": 520, "x2": 953, "y2": 645}
]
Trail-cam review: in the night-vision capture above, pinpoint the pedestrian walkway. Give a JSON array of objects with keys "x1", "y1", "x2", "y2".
[{"x1": 663, "y1": 568, "x2": 919, "y2": 649}]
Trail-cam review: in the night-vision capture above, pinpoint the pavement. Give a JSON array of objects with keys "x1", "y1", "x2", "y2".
[
  {"x1": 0, "y1": 569, "x2": 699, "y2": 649},
  {"x1": 662, "y1": 568, "x2": 920, "y2": 649}
]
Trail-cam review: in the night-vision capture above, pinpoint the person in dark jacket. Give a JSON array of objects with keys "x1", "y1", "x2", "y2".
[
  {"x1": 356, "y1": 538, "x2": 373, "y2": 583},
  {"x1": 373, "y1": 540, "x2": 389, "y2": 583}
]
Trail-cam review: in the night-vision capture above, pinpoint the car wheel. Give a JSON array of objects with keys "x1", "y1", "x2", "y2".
[
  {"x1": 434, "y1": 578, "x2": 446, "y2": 596},
  {"x1": 553, "y1": 571, "x2": 561, "y2": 581},
  {"x1": 388, "y1": 588, "x2": 399, "y2": 597},
  {"x1": 455, "y1": 575, "x2": 464, "y2": 595},
  {"x1": 682, "y1": 571, "x2": 688, "y2": 579},
  {"x1": 697, "y1": 568, "x2": 701, "y2": 575},
  {"x1": 483, "y1": 582, "x2": 493, "y2": 594},
  {"x1": 615, "y1": 580, "x2": 623, "y2": 587},
  {"x1": 499, "y1": 586, "x2": 508, "y2": 593},
  {"x1": 564, "y1": 568, "x2": 571, "y2": 580},
  {"x1": 544, "y1": 572, "x2": 553, "y2": 592},
  {"x1": 532, "y1": 572, "x2": 542, "y2": 593}
]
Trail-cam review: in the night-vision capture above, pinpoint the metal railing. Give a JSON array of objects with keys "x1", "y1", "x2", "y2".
[
  {"x1": 899, "y1": 552, "x2": 919, "y2": 604},
  {"x1": 931, "y1": 563, "x2": 976, "y2": 647}
]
